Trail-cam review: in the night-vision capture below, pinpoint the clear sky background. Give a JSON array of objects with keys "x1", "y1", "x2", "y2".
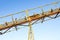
[{"x1": 0, "y1": 0, "x2": 60, "y2": 40}]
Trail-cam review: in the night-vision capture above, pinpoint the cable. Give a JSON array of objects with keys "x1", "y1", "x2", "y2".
[
  {"x1": 0, "y1": 28, "x2": 11, "y2": 35},
  {"x1": 0, "y1": 1, "x2": 60, "y2": 18}
]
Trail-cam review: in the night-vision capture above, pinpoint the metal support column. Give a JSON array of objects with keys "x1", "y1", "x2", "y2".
[{"x1": 25, "y1": 10, "x2": 34, "y2": 40}]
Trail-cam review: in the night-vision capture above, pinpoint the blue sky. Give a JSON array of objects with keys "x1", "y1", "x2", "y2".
[{"x1": 0, "y1": 0, "x2": 60, "y2": 40}]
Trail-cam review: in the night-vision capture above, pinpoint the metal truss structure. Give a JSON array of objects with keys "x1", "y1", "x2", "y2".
[{"x1": 0, "y1": 1, "x2": 60, "y2": 40}]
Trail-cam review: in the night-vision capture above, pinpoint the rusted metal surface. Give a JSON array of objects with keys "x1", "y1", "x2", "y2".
[{"x1": 0, "y1": 8, "x2": 60, "y2": 30}]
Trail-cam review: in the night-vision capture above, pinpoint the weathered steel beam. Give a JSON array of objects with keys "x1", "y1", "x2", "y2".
[{"x1": 0, "y1": 8, "x2": 60, "y2": 30}]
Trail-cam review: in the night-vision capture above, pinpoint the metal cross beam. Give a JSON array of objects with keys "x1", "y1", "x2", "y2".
[{"x1": 0, "y1": 8, "x2": 60, "y2": 31}]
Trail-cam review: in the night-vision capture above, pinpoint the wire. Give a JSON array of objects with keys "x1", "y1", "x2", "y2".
[
  {"x1": 0, "y1": 28, "x2": 11, "y2": 35},
  {"x1": 7, "y1": 26, "x2": 28, "y2": 33},
  {"x1": 0, "y1": 1, "x2": 60, "y2": 18},
  {"x1": 31, "y1": 14, "x2": 60, "y2": 25}
]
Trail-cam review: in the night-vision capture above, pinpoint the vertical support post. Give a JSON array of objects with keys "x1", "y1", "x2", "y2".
[
  {"x1": 11, "y1": 16, "x2": 17, "y2": 31},
  {"x1": 25, "y1": 10, "x2": 34, "y2": 40},
  {"x1": 11, "y1": 15, "x2": 14, "y2": 24},
  {"x1": 28, "y1": 21, "x2": 34, "y2": 40}
]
